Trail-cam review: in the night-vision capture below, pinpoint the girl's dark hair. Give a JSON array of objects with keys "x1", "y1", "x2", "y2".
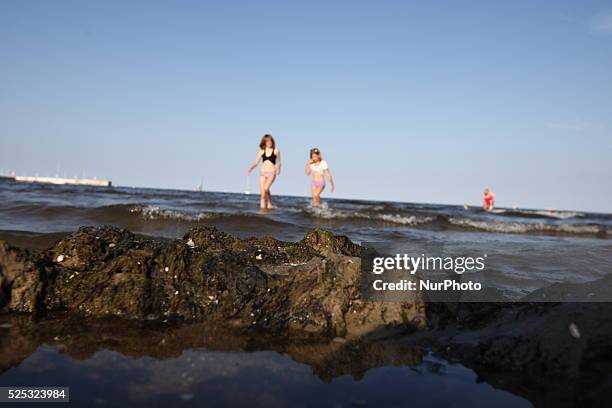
[
  {"x1": 260, "y1": 134, "x2": 276, "y2": 149},
  {"x1": 310, "y1": 147, "x2": 321, "y2": 158}
]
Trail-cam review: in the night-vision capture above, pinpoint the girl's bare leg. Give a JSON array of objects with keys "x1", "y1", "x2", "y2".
[
  {"x1": 259, "y1": 176, "x2": 267, "y2": 209},
  {"x1": 263, "y1": 174, "x2": 276, "y2": 209},
  {"x1": 311, "y1": 185, "x2": 324, "y2": 206}
]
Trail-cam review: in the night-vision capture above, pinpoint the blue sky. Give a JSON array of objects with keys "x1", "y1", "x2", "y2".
[{"x1": 1, "y1": 1, "x2": 611, "y2": 212}]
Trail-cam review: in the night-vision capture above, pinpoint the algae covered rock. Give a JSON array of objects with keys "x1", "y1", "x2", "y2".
[
  {"x1": 301, "y1": 229, "x2": 362, "y2": 257},
  {"x1": 0, "y1": 226, "x2": 427, "y2": 339},
  {"x1": 0, "y1": 242, "x2": 47, "y2": 313}
]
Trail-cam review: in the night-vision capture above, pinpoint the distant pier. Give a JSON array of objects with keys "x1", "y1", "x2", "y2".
[{"x1": 3, "y1": 175, "x2": 112, "y2": 187}]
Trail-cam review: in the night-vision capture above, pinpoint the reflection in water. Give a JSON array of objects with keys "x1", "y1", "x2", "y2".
[{"x1": 0, "y1": 314, "x2": 531, "y2": 407}]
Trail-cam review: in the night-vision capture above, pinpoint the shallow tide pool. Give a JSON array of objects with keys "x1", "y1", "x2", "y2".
[{"x1": 1, "y1": 334, "x2": 532, "y2": 407}]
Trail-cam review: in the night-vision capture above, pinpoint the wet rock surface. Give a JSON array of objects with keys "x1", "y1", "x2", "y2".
[
  {"x1": 0, "y1": 242, "x2": 49, "y2": 313},
  {"x1": 0, "y1": 226, "x2": 425, "y2": 339},
  {"x1": 412, "y1": 279, "x2": 612, "y2": 407},
  {"x1": 2, "y1": 226, "x2": 612, "y2": 406}
]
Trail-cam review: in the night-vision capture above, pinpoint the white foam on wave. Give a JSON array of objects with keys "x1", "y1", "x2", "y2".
[
  {"x1": 489, "y1": 208, "x2": 584, "y2": 219},
  {"x1": 130, "y1": 205, "x2": 216, "y2": 222},
  {"x1": 449, "y1": 217, "x2": 603, "y2": 235},
  {"x1": 304, "y1": 204, "x2": 433, "y2": 226},
  {"x1": 517, "y1": 209, "x2": 585, "y2": 219},
  {"x1": 376, "y1": 213, "x2": 434, "y2": 225}
]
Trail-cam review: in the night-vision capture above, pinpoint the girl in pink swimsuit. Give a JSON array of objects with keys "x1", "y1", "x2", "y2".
[
  {"x1": 305, "y1": 147, "x2": 335, "y2": 206},
  {"x1": 247, "y1": 135, "x2": 281, "y2": 209}
]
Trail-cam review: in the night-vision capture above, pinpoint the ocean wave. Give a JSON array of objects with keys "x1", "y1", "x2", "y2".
[
  {"x1": 0, "y1": 194, "x2": 609, "y2": 239},
  {"x1": 129, "y1": 205, "x2": 218, "y2": 222},
  {"x1": 529, "y1": 210, "x2": 585, "y2": 219},
  {"x1": 448, "y1": 217, "x2": 606, "y2": 236},
  {"x1": 376, "y1": 213, "x2": 435, "y2": 225},
  {"x1": 493, "y1": 209, "x2": 585, "y2": 220},
  {"x1": 127, "y1": 205, "x2": 295, "y2": 229},
  {"x1": 303, "y1": 205, "x2": 435, "y2": 226}
]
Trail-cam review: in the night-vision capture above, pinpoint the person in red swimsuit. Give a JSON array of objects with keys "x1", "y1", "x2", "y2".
[{"x1": 483, "y1": 188, "x2": 496, "y2": 211}]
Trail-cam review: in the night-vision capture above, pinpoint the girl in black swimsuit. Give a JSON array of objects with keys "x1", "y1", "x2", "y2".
[{"x1": 247, "y1": 134, "x2": 282, "y2": 209}]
